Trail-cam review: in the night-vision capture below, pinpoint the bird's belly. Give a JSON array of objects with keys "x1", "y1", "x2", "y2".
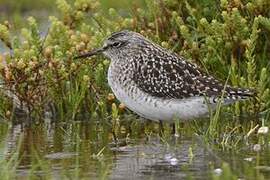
[{"x1": 108, "y1": 74, "x2": 210, "y2": 122}]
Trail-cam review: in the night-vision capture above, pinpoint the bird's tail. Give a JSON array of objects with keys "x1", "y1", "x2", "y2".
[
  {"x1": 216, "y1": 87, "x2": 257, "y2": 105},
  {"x1": 227, "y1": 87, "x2": 256, "y2": 100}
]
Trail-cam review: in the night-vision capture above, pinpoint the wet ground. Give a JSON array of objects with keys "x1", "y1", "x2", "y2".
[{"x1": 1, "y1": 118, "x2": 270, "y2": 180}]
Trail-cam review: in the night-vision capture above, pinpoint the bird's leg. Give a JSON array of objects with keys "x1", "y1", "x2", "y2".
[
  {"x1": 159, "y1": 120, "x2": 164, "y2": 136},
  {"x1": 171, "y1": 123, "x2": 176, "y2": 135},
  {"x1": 172, "y1": 118, "x2": 180, "y2": 137}
]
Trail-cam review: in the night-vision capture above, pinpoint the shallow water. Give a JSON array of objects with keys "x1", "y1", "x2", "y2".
[{"x1": 1, "y1": 118, "x2": 270, "y2": 180}]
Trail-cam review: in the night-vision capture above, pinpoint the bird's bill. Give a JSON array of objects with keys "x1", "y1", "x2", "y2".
[{"x1": 74, "y1": 47, "x2": 104, "y2": 59}]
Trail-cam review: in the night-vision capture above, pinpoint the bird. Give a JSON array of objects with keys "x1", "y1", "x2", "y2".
[{"x1": 75, "y1": 30, "x2": 255, "y2": 122}]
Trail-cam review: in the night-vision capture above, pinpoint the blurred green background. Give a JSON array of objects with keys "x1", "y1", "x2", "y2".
[
  {"x1": 0, "y1": 0, "x2": 146, "y2": 37},
  {"x1": 0, "y1": 0, "x2": 144, "y2": 13},
  {"x1": 0, "y1": 0, "x2": 145, "y2": 20}
]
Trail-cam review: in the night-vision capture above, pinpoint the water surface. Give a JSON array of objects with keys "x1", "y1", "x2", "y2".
[{"x1": 1, "y1": 118, "x2": 269, "y2": 179}]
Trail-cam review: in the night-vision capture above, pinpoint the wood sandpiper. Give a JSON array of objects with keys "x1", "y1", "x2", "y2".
[{"x1": 76, "y1": 30, "x2": 255, "y2": 122}]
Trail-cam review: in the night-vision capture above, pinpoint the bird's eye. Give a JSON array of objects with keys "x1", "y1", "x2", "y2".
[{"x1": 112, "y1": 42, "x2": 122, "y2": 47}]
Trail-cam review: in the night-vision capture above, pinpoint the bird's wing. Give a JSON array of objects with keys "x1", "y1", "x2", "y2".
[{"x1": 133, "y1": 53, "x2": 253, "y2": 100}]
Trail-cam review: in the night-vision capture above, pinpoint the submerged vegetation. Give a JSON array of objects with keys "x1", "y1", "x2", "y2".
[{"x1": 0, "y1": 0, "x2": 270, "y2": 179}]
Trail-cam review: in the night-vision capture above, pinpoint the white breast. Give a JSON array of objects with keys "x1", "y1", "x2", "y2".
[{"x1": 108, "y1": 65, "x2": 211, "y2": 122}]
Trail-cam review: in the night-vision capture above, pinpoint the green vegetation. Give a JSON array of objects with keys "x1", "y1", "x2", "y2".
[{"x1": 0, "y1": 0, "x2": 270, "y2": 179}]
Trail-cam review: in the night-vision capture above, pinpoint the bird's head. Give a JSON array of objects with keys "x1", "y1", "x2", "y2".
[{"x1": 75, "y1": 30, "x2": 150, "y2": 60}]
